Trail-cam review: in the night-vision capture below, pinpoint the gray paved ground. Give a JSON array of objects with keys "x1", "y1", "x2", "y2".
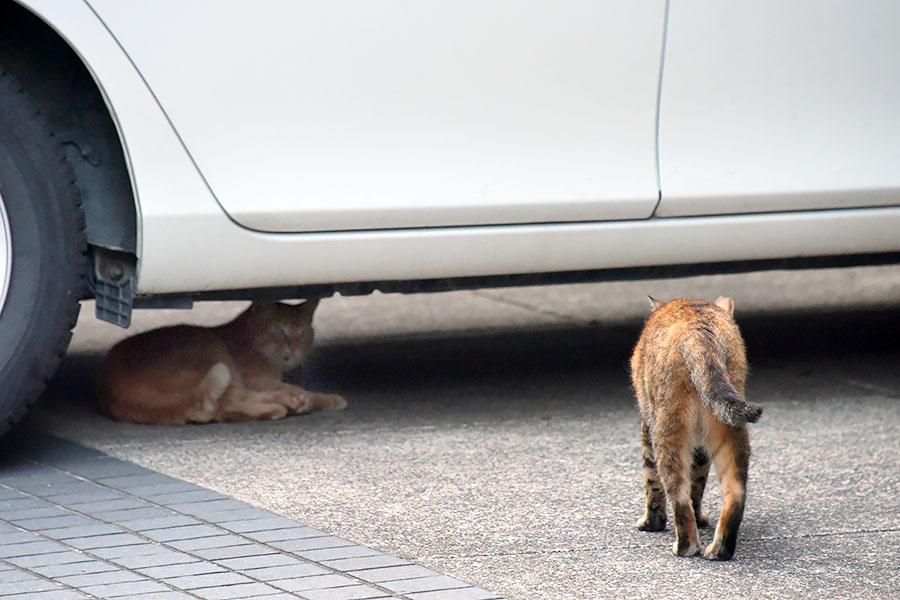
[
  {"x1": 6, "y1": 265, "x2": 900, "y2": 599},
  {"x1": 1, "y1": 434, "x2": 499, "y2": 599}
]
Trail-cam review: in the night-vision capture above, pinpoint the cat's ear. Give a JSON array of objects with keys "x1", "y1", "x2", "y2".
[
  {"x1": 648, "y1": 296, "x2": 665, "y2": 311},
  {"x1": 298, "y1": 298, "x2": 320, "y2": 321},
  {"x1": 714, "y1": 296, "x2": 734, "y2": 314}
]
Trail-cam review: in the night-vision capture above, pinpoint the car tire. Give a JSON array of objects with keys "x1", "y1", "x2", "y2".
[{"x1": 0, "y1": 69, "x2": 88, "y2": 437}]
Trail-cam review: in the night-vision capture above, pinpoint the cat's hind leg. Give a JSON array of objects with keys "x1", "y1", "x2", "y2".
[
  {"x1": 703, "y1": 419, "x2": 750, "y2": 560},
  {"x1": 691, "y1": 447, "x2": 712, "y2": 527},
  {"x1": 636, "y1": 420, "x2": 667, "y2": 532},
  {"x1": 651, "y1": 405, "x2": 702, "y2": 557}
]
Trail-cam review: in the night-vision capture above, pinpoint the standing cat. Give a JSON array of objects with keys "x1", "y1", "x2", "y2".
[
  {"x1": 97, "y1": 299, "x2": 346, "y2": 424},
  {"x1": 630, "y1": 296, "x2": 762, "y2": 560}
]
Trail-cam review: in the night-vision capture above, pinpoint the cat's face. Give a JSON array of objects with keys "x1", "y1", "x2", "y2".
[{"x1": 248, "y1": 300, "x2": 318, "y2": 370}]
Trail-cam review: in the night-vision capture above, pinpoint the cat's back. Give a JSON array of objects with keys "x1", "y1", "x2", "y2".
[
  {"x1": 632, "y1": 298, "x2": 746, "y2": 386},
  {"x1": 104, "y1": 324, "x2": 224, "y2": 363},
  {"x1": 98, "y1": 324, "x2": 232, "y2": 394}
]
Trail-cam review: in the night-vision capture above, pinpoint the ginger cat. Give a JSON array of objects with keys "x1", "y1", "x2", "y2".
[
  {"x1": 630, "y1": 296, "x2": 762, "y2": 561},
  {"x1": 97, "y1": 300, "x2": 346, "y2": 424}
]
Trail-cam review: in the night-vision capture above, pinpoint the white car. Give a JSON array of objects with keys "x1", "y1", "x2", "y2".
[{"x1": 2, "y1": 0, "x2": 899, "y2": 434}]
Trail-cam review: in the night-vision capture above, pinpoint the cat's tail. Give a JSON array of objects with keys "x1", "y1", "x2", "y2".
[{"x1": 682, "y1": 338, "x2": 762, "y2": 426}]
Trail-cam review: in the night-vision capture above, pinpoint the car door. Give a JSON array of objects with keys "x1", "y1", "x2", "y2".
[
  {"x1": 87, "y1": 0, "x2": 666, "y2": 232},
  {"x1": 657, "y1": 0, "x2": 900, "y2": 217}
]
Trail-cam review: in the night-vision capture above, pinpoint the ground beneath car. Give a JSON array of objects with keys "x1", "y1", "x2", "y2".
[{"x1": 17, "y1": 266, "x2": 900, "y2": 599}]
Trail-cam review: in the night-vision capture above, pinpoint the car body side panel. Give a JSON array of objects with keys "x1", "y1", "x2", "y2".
[
  {"x1": 85, "y1": 0, "x2": 666, "y2": 232},
  {"x1": 657, "y1": 0, "x2": 900, "y2": 217},
  {"x1": 16, "y1": 1, "x2": 900, "y2": 298},
  {"x1": 138, "y1": 206, "x2": 900, "y2": 293}
]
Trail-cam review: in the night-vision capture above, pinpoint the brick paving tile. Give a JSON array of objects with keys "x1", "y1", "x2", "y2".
[
  {"x1": 407, "y1": 588, "x2": 502, "y2": 600},
  {"x1": 3, "y1": 506, "x2": 70, "y2": 521},
  {"x1": 55, "y1": 569, "x2": 145, "y2": 587},
  {"x1": 162, "y1": 570, "x2": 254, "y2": 590},
  {"x1": 136, "y1": 561, "x2": 227, "y2": 579},
  {"x1": 145, "y1": 489, "x2": 228, "y2": 505},
  {"x1": 3, "y1": 590, "x2": 90, "y2": 600},
  {"x1": 38, "y1": 523, "x2": 122, "y2": 540},
  {"x1": 189, "y1": 581, "x2": 286, "y2": 599},
  {"x1": 14, "y1": 514, "x2": 98, "y2": 532},
  {"x1": 0, "y1": 530, "x2": 40, "y2": 544},
  {"x1": 81, "y1": 579, "x2": 170, "y2": 600},
  {"x1": 216, "y1": 516, "x2": 299, "y2": 533},
  {"x1": 5, "y1": 550, "x2": 91, "y2": 568},
  {"x1": 0, "y1": 488, "x2": 28, "y2": 500},
  {"x1": 115, "y1": 591, "x2": 197, "y2": 600},
  {"x1": 298, "y1": 546, "x2": 382, "y2": 563},
  {"x1": 189, "y1": 508, "x2": 275, "y2": 523},
  {"x1": 93, "y1": 506, "x2": 177, "y2": 523},
  {"x1": 242, "y1": 526, "x2": 327, "y2": 543},
  {"x1": 167, "y1": 534, "x2": 247, "y2": 552},
  {"x1": 269, "y1": 573, "x2": 359, "y2": 593},
  {"x1": 64, "y1": 532, "x2": 148, "y2": 550},
  {"x1": 270, "y1": 536, "x2": 356, "y2": 553},
  {"x1": 0, "y1": 539, "x2": 69, "y2": 559},
  {"x1": 380, "y1": 575, "x2": 471, "y2": 595},
  {"x1": 110, "y1": 550, "x2": 198, "y2": 569},
  {"x1": 348, "y1": 565, "x2": 441, "y2": 584},
  {"x1": 68, "y1": 497, "x2": 148, "y2": 512},
  {"x1": 214, "y1": 552, "x2": 305, "y2": 570},
  {"x1": 90, "y1": 543, "x2": 165, "y2": 560},
  {"x1": 80, "y1": 579, "x2": 173, "y2": 597},
  {"x1": 0, "y1": 568, "x2": 40, "y2": 583},
  {"x1": 299, "y1": 584, "x2": 393, "y2": 600},
  {"x1": 0, "y1": 496, "x2": 45, "y2": 511},
  {"x1": 0, "y1": 578, "x2": 63, "y2": 594},
  {"x1": 39, "y1": 477, "x2": 112, "y2": 492},
  {"x1": 122, "y1": 515, "x2": 200, "y2": 532},
  {"x1": 29, "y1": 560, "x2": 120, "y2": 578},
  {"x1": 320, "y1": 555, "x2": 411, "y2": 572},
  {"x1": 192, "y1": 543, "x2": 277, "y2": 561},
  {"x1": 166, "y1": 499, "x2": 252, "y2": 515},
  {"x1": 127, "y1": 482, "x2": 206, "y2": 499},
  {"x1": 62, "y1": 461, "x2": 153, "y2": 480},
  {"x1": 141, "y1": 524, "x2": 224, "y2": 543},
  {"x1": 241, "y1": 562, "x2": 329, "y2": 580},
  {"x1": 41, "y1": 482, "x2": 119, "y2": 499},
  {"x1": 95, "y1": 473, "x2": 177, "y2": 490}
]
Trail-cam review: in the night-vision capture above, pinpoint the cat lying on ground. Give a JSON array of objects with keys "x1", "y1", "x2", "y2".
[{"x1": 97, "y1": 299, "x2": 346, "y2": 424}]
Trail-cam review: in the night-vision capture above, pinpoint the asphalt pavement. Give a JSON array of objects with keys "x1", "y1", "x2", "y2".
[{"x1": 12, "y1": 265, "x2": 900, "y2": 599}]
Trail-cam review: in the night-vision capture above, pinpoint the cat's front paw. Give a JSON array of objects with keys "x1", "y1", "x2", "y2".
[
  {"x1": 280, "y1": 388, "x2": 312, "y2": 413},
  {"x1": 317, "y1": 393, "x2": 347, "y2": 412}
]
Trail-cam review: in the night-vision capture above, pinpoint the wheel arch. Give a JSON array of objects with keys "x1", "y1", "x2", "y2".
[{"x1": 0, "y1": 0, "x2": 137, "y2": 268}]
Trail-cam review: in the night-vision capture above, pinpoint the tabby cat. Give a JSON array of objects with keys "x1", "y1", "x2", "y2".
[
  {"x1": 97, "y1": 300, "x2": 346, "y2": 424},
  {"x1": 630, "y1": 296, "x2": 762, "y2": 560}
]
